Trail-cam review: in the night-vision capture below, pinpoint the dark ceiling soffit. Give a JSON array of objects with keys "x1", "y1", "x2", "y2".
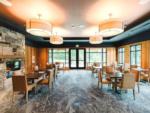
[
  {"x1": 0, "y1": 15, "x2": 25, "y2": 34},
  {"x1": 25, "y1": 37, "x2": 40, "y2": 47},
  {"x1": 34, "y1": 41, "x2": 115, "y2": 48},
  {"x1": 114, "y1": 29, "x2": 150, "y2": 47},
  {"x1": 44, "y1": 36, "x2": 113, "y2": 41},
  {"x1": 125, "y1": 12, "x2": 150, "y2": 30}
]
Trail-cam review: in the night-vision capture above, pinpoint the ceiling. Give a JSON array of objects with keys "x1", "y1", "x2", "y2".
[{"x1": 0, "y1": 0, "x2": 150, "y2": 45}]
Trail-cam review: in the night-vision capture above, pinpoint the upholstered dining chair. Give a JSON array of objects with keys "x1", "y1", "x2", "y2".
[
  {"x1": 130, "y1": 65, "x2": 138, "y2": 70},
  {"x1": 12, "y1": 74, "x2": 36, "y2": 102},
  {"x1": 46, "y1": 63, "x2": 55, "y2": 69},
  {"x1": 140, "y1": 68, "x2": 150, "y2": 83},
  {"x1": 98, "y1": 70, "x2": 111, "y2": 89},
  {"x1": 117, "y1": 73, "x2": 136, "y2": 100},
  {"x1": 37, "y1": 69, "x2": 54, "y2": 89},
  {"x1": 131, "y1": 69, "x2": 140, "y2": 93},
  {"x1": 116, "y1": 65, "x2": 123, "y2": 72},
  {"x1": 105, "y1": 66, "x2": 114, "y2": 81},
  {"x1": 123, "y1": 63, "x2": 130, "y2": 72},
  {"x1": 106, "y1": 66, "x2": 114, "y2": 74},
  {"x1": 92, "y1": 62, "x2": 100, "y2": 74},
  {"x1": 34, "y1": 65, "x2": 39, "y2": 72}
]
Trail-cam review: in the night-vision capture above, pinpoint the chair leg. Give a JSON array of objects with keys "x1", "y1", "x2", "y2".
[
  {"x1": 112, "y1": 84, "x2": 115, "y2": 90},
  {"x1": 137, "y1": 82, "x2": 140, "y2": 93},
  {"x1": 148, "y1": 77, "x2": 150, "y2": 84},
  {"x1": 133, "y1": 89, "x2": 135, "y2": 100},
  {"x1": 34, "y1": 87, "x2": 37, "y2": 94},
  {"x1": 101, "y1": 83, "x2": 103, "y2": 89},
  {"x1": 98, "y1": 81, "x2": 100, "y2": 88},
  {"x1": 26, "y1": 91, "x2": 28, "y2": 103},
  {"x1": 12, "y1": 92, "x2": 14, "y2": 103}
]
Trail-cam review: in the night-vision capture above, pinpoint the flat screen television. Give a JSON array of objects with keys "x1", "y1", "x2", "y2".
[{"x1": 6, "y1": 60, "x2": 21, "y2": 71}]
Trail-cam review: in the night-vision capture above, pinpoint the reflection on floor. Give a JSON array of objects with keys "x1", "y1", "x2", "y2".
[{"x1": 0, "y1": 70, "x2": 150, "y2": 113}]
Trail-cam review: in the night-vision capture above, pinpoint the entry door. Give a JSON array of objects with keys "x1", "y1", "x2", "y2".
[{"x1": 69, "y1": 48, "x2": 86, "y2": 69}]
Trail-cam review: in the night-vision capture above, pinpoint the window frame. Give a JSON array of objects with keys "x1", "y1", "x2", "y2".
[
  {"x1": 48, "y1": 48, "x2": 69, "y2": 67},
  {"x1": 130, "y1": 44, "x2": 141, "y2": 67},
  {"x1": 86, "y1": 48, "x2": 107, "y2": 66},
  {"x1": 118, "y1": 47, "x2": 124, "y2": 65}
]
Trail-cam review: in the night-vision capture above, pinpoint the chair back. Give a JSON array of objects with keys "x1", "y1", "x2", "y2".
[
  {"x1": 123, "y1": 63, "x2": 130, "y2": 71},
  {"x1": 46, "y1": 64, "x2": 55, "y2": 69},
  {"x1": 50, "y1": 69, "x2": 54, "y2": 85},
  {"x1": 34, "y1": 65, "x2": 39, "y2": 71},
  {"x1": 106, "y1": 66, "x2": 114, "y2": 74},
  {"x1": 117, "y1": 65, "x2": 123, "y2": 72},
  {"x1": 12, "y1": 75, "x2": 27, "y2": 92},
  {"x1": 98, "y1": 70, "x2": 103, "y2": 82},
  {"x1": 130, "y1": 65, "x2": 138, "y2": 69},
  {"x1": 93, "y1": 62, "x2": 100, "y2": 67},
  {"x1": 131, "y1": 69, "x2": 139, "y2": 82},
  {"x1": 121, "y1": 73, "x2": 135, "y2": 89}
]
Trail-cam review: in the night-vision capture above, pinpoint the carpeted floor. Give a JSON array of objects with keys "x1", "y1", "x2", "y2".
[{"x1": 1, "y1": 70, "x2": 150, "y2": 113}]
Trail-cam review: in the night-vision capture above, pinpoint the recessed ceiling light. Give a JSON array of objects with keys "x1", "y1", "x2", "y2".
[
  {"x1": 139, "y1": 0, "x2": 150, "y2": 4},
  {"x1": 71, "y1": 24, "x2": 85, "y2": 29},
  {"x1": 0, "y1": 0, "x2": 12, "y2": 7}
]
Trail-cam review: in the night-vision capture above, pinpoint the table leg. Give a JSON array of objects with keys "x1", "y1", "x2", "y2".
[{"x1": 114, "y1": 78, "x2": 118, "y2": 92}]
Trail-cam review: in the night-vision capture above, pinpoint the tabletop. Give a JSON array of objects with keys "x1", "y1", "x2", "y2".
[{"x1": 110, "y1": 72, "x2": 123, "y2": 78}]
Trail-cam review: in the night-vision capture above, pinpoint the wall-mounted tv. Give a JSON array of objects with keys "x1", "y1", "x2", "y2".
[{"x1": 6, "y1": 60, "x2": 21, "y2": 71}]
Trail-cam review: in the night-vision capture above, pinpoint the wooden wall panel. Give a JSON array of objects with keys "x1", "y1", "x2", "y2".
[
  {"x1": 25, "y1": 46, "x2": 38, "y2": 74},
  {"x1": 37, "y1": 48, "x2": 48, "y2": 70}
]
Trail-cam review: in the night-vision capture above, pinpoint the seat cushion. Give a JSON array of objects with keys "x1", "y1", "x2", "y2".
[
  {"x1": 27, "y1": 83, "x2": 36, "y2": 91},
  {"x1": 38, "y1": 79, "x2": 49, "y2": 85},
  {"x1": 102, "y1": 79, "x2": 111, "y2": 84}
]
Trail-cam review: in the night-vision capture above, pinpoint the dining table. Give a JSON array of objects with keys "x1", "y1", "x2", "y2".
[
  {"x1": 110, "y1": 71, "x2": 123, "y2": 93},
  {"x1": 26, "y1": 71, "x2": 46, "y2": 83}
]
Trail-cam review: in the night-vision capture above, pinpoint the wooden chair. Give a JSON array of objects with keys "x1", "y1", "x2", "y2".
[
  {"x1": 98, "y1": 70, "x2": 111, "y2": 89},
  {"x1": 12, "y1": 74, "x2": 36, "y2": 102},
  {"x1": 55, "y1": 62, "x2": 64, "y2": 70},
  {"x1": 123, "y1": 63, "x2": 130, "y2": 72},
  {"x1": 0, "y1": 70, "x2": 5, "y2": 89},
  {"x1": 34, "y1": 65, "x2": 39, "y2": 73},
  {"x1": 140, "y1": 68, "x2": 150, "y2": 83},
  {"x1": 116, "y1": 65, "x2": 123, "y2": 72},
  {"x1": 106, "y1": 66, "x2": 114, "y2": 74},
  {"x1": 92, "y1": 62, "x2": 100, "y2": 74},
  {"x1": 131, "y1": 69, "x2": 140, "y2": 93},
  {"x1": 105, "y1": 66, "x2": 114, "y2": 81},
  {"x1": 130, "y1": 65, "x2": 138, "y2": 70},
  {"x1": 117, "y1": 73, "x2": 136, "y2": 100},
  {"x1": 37, "y1": 69, "x2": 54, "y2": 89},
  {"x1": 46, "y1": 64, "x2": 55, "y2": 69}
]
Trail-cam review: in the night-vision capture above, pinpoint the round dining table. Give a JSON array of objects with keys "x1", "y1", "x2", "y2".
[{"x1": 110, "y1": 72, "x2": 123, "y2": 93}]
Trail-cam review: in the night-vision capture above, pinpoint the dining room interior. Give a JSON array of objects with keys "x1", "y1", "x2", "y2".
[{"x1": 0, "y1": 0, "x2": 150, "y2": 113}]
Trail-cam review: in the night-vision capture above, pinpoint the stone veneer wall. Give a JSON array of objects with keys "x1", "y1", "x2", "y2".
[{"x1": 0, "y1": 26, "x2": 25, "y2": 70}]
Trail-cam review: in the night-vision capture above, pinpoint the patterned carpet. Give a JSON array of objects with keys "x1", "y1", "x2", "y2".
[{"x1": 1, "y1": 70, "x2": 150, "y2": 113}]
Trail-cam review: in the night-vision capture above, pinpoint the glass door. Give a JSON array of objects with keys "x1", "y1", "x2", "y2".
[
  {"x1": 70, "y1": 49, "x2": 77, "y2": 68},
  {"x1": 69, "y1": 48, "x2": 86, "y2": 69}
]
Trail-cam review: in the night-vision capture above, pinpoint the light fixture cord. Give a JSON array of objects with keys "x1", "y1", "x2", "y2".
[{"x1": 38, "y1": 14, "x2": 42, "y2": 19}]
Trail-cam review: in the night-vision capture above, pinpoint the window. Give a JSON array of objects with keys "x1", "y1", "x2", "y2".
[
  {"x1": 48, "y1": 49, "x2": 69, "y2": 67},
  {"x1": 118, "y1": 48, "x2": 124, "y2": 65},
  {"x1": 86, "y1": 48, "x2": 107, "y2": 66},
  {"x1": 130, "y1": 45, "x2": 141, "y2": 67}
]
